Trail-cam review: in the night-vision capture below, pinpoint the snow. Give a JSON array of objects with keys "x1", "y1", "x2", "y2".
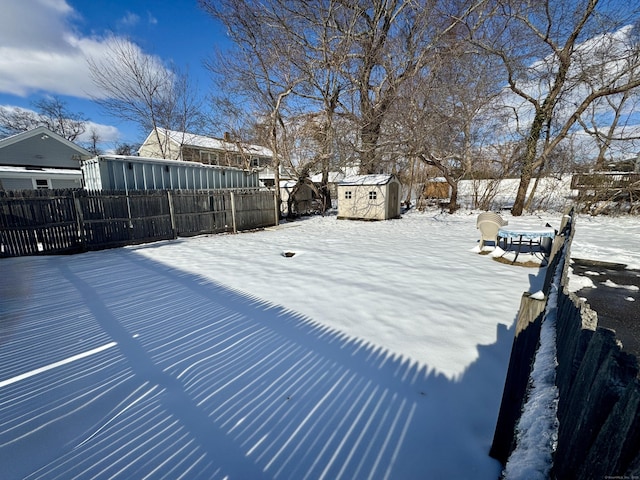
[
  {"x1": 340, "y1": 174, "x2": 394, "y2": 185},
  {"x1": 0, "y1": 208, "x2": 638, "y2": 479},
  {"x1": 162, "y1": 128, "x2": 274, "y2": 157},
  {"x1": 570, "y1": 214, "x2": 640, "y2": 270},
  {"x1": 502, "y1": 252, "x2": 564, "y2": 480}
]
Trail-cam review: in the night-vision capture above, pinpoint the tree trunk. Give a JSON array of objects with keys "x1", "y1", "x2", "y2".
[
  {"x1": 512, "y1": 167, "x2": 533, "y2": 216},
  {"x1": 319, "y1": 107, "x2": 335, "y2": 212},
  {"x1": 405, "y1": 157, "x2": 416, "y2": 206},
  {"x1": 448, "y1": 182, "x2": 459, "y2": 214},
  {"x1": 512, "y1": 109, "x2": 546, "y2": 216},
  {"x1": 359, "y1": 120, "x2": 382, "y2": 174},
  {"x1": 271, "y1": 122, "x2": 281, "y2": 219}
]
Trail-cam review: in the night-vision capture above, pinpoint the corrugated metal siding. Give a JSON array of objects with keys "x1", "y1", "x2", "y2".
[{"x1": 82, "y1": 156, "x2": 260, "y2": 191}]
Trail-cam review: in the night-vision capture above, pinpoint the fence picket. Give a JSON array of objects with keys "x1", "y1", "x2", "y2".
[{"x1": 0, "y1": 188, "x2": 276, "y2": 257}]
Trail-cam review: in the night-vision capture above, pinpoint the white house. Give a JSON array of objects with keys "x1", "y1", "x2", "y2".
[
  {"x1": 337, "y1": 174, "x2": 402, "y2": 220},
  {"x1": 310, "y1": 164, "x2": 360, "y2": 204},
  {"x1": 138, "y1": 128, "x2": 287, "y2": 186},
  {"x1": 0, "y1": 126, "x2": 90, "y2": 191}
]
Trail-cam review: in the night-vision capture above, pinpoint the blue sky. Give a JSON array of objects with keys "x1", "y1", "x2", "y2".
[
  {"x1": 0, "y1": 0, "x2": 228, "y2": 149},
  {"x1": 1, "y1": 1, "x2": 639, "y2": 158}
]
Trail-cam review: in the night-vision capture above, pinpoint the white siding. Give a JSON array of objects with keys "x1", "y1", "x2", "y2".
[{"x1": 0, "y1": 177, "x2": 32, "y2": 190}]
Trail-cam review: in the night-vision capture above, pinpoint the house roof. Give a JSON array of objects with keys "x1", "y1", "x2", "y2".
[
  {"x1": 339, "y1": 174, "x2": 397, "y2": 186},
  {"x1": 310, "y1": 171, "x2": 345, "y2": 183},
  {"x1": 0, "y1": 126, "x2": 91, "y2": 171},
  {"x1": 0, "y1": 165, "x2": 83, "y2": 178},
  {"x1": 0, "y1": 126, "x2": 90, "y2": 157},
  {"x1": 149, "y1": 128, "x2": 274, "y2": 158}
]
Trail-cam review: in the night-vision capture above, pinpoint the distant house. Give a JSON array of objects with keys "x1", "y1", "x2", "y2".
[
  {"x1": 337, "y1": 174, "x2": 402, "y2": 220},
  {"x1": 0, "y1": 126, "x2": 90, "y2": 191},
  {"x1": 138, "y1": 128, "x2": 287, "y2": 186},
  {"x1": 310, "y1": 164, "x2": 359, "y2": 203}
]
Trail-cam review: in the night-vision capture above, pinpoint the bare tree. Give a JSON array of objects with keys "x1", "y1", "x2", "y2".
[
  {"x1": 278, "y1": 1, "x2": 347, "y2": 211},
  {"x1": 114, "y1": 142, "x2": 139, "y2": 156},
  {"x1": 335, "y1": 0, "x2": 478, "y2": 174},
  {"x1": 201, "y1": 0, "x2": 308, "y2": 213},
  {"x1": 200, "y1": 0, "x2": 493, "y2": 215},
  {"x1": 83, "y1": 127, "x2": 102, "y2": 156},
  {"x1": 87, "y1": 37, "x2": 205, "y2": 159},
  {"x1": 576, "y1": 27, "x2": 640, "y2": 169},
  {"x1": 388, "y1": 22, "x2": 504, "y2": 213},
  {"x1": 0, "y1": 96, "x2": 87, "y2": 141},
  {"x1": 471, "y1": 0, "x2": 640, "y2": 215}
]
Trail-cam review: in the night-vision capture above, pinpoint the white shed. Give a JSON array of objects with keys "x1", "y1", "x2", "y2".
[{"x1": 337, "y1": 174, "x2": 401, "y2": 220}]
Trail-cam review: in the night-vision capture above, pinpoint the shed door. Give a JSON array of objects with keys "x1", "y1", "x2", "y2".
[{"x1": 388, "y1": 182, "x2": 399, "y2": 217}]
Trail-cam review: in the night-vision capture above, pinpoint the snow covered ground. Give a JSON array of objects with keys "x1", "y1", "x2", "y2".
[{"x1": 0, "y1": 208, "x2": 638, "y2": 479}]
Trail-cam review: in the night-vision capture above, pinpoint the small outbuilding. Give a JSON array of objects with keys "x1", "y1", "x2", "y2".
[
  {"x1": 280, "y1": 180, "x2": 315, "y2": 217},
  {"x1": 0, "y1": 126, "x2": 90, "y2": 191},
  {"x1": 337, "y1": 174, "x2": 401, "y2": 220}
]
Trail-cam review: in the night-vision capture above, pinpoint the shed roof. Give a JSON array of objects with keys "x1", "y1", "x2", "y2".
[{"x1": 339, "y1": 174, "x2": 396, "y2": 186}]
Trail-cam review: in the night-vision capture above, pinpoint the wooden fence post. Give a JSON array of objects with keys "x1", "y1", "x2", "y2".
[
  {"x1": 230, "y1": 190, "x2": 237, "y2": 233},
  {"x1": 490, "y1": 293, "x2": 547, "y2": 463},
  {"x1": 273, "y1": 190, "x2": 279, "y2": 226},
  {"x1": 72, "y1": 191, "x2": 86, "y2": 250},
  {"x1": 167, "y1": 191, "x2": 177, "y2": 238}
]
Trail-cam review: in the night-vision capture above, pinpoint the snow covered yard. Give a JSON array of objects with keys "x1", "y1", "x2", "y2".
[{"x1": 1, "y1": 209, "x2": 638, "y2": 479}]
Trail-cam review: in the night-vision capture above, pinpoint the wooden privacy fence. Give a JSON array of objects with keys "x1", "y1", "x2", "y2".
[
  {"x1": 0, "y1": 188, "x2": 277, "y2": 258},
  {"x1": 491, "y1": 209, "x2": 640, "y2": 478}
]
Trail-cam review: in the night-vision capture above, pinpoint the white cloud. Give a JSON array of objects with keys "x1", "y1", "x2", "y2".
[
  {"x1": 481, "y1": 25, "x2": 640, "y2": 159},
  {"x1": 0, "y1": 0, "x2": 167, "y2": 101},
  {"x1": 78, "y1": 121, "x2": 121, "y2": 144},
  {"x1": 0, "y1": 0, "x2": 75, "y2": 51},
  {"x1": 0, "y1": 42, "x2": 100, "y2": 98},
  {"x1": 118, "y1": 12, "x2": 140, "y2": 28},
  {"x1": 0, "y1": 104, "x2": 122, "y2": 145}
]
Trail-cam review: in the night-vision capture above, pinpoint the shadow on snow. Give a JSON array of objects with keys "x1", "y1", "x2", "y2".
[{"x1": 0, "y1": 248, "x2": 515, "y2": 479}]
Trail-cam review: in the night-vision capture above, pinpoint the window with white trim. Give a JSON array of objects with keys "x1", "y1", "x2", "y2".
[
  {"x1": 368, "y1": 191, "x2": 377, "y2": 200},
  {"x1": 34, "y1": 179, "x2": 50, "y2": 189},
  {"x1": 199, "y1": 150, "x2": 218, "y2": 165},
  {"x1": 344, "y1": 191, "x2": 352, "y2": 199}
]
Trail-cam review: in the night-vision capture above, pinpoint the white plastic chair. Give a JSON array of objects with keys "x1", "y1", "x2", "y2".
[{"x1": 476, "y1": 212, "x2": 508, "y2": 250}]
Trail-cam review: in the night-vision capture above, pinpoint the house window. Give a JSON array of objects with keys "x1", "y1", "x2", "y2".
[
  {"x1": 251, "y1": 158, "x2": 259, "y2": 167},
  {"x1": 344, "y1": 191, "x2": 352, "y2": 199},
  {"x1": 199, "y1": 150, "x2": 218, "y2": 165},
  {"x1": 35, "y1": 179, "x2": 50, "y2": 189},
  {"x1": 369, "y1": 191, "x2": 377, "y2": 200}
]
